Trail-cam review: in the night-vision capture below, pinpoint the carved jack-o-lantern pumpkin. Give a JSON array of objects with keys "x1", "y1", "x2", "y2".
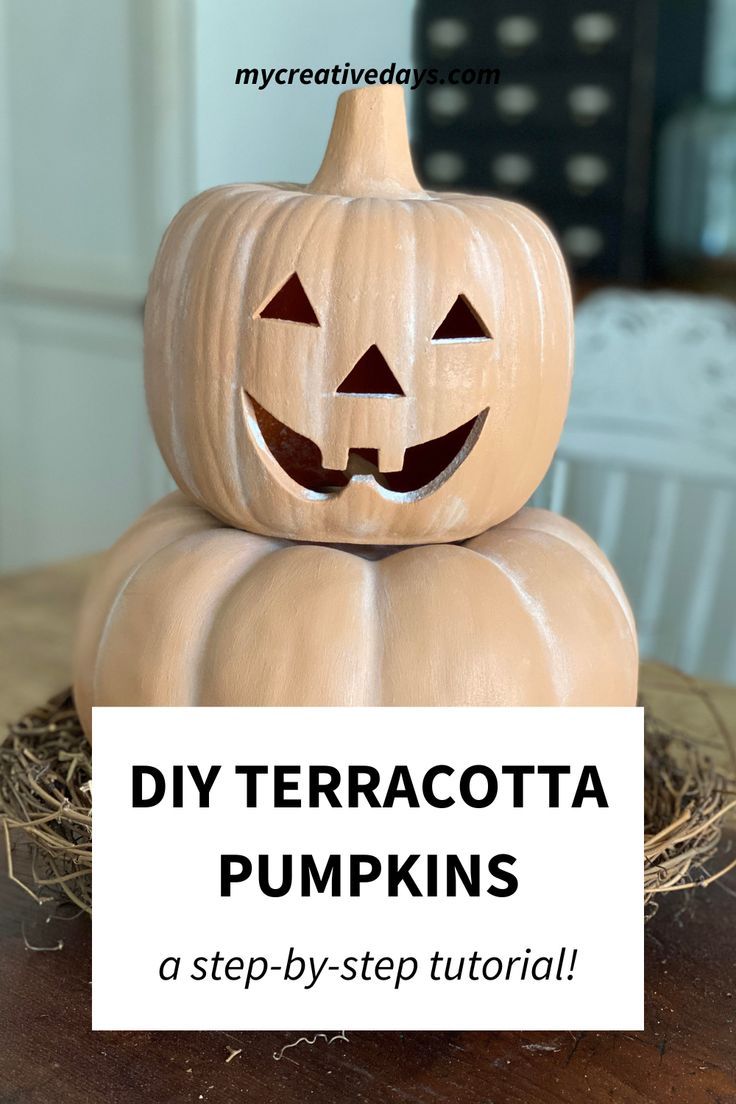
[
  {"x1": 73, "y1": 493, "x2": 637, "y2": 734},
  {"x1": 144, "y1": 86, "x2": 572, "y2": 544}
]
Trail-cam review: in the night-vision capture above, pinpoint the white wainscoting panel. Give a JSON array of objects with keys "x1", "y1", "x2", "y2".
[
  {"x1": 0, "y1": 299, "x2": 172, "y2": 570},
  {"x1": 0, "y1": 0, "x2": 191, "y2": 570}
]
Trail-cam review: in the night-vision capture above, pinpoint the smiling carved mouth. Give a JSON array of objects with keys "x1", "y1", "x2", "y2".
[{"x1": 245, "y1": 393, "x2": 488, "y2": 496}]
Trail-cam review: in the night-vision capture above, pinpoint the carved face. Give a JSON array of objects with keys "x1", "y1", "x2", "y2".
[
  {"x1": 144, "y1": 87, "x2": 572, "y2": 544},
  {"x1": 248, "y1": 273, "x2": 492, "y2": 499}
]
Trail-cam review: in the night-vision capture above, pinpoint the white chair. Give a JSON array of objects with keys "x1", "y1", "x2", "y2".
[{"x1": 532, "y1": 288, "x2": 736, "y2": 681}]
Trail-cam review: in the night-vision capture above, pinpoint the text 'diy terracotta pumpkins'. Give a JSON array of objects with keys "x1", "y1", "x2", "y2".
[
  {"x1": 144, "y1": 85, "x2": 573, "y2": 545},
  {"x1": 74, "y1": 85, "x2": 638, "y2": 731},
  {"x1": 73, "y1": 494, "x2": 637, "y2": 733}
]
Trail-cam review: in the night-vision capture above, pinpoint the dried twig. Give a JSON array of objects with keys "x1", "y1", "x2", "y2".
[
  {"x1": 0, "y1": 691, "x2": 92, "y2": 914},
  {"x1": 273, "y1": 1031, "x2": 349, "y2": 1062},
  {"x1": 643, "y1": 712, "x2": 734, "y2": 918}
]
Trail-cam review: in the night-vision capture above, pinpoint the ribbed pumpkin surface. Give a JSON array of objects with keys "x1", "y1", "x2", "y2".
[{"x1": 73, "y1": 494, "x2": 637, "y2": 734}]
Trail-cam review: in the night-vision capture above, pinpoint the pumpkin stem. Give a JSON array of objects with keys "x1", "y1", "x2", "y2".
[{"x1": 307, "y1": 85, "x2": 425, "y2": 198}]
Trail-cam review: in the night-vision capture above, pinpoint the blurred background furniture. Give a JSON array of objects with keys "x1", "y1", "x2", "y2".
[
  {"x1": 533, "y1": 289, "x2": 736, "y2": 681},
  {"x1": 414, "y1": 0, "x2": 709, "y2": 281},
  {"x1": 657, "y1": 0, "x2": 736, "y2": 283}
]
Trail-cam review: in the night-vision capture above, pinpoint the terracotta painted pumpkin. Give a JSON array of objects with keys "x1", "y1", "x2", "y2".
[
  {"x1": 73, "y1": 493, "x2": 637, "y2": 734},
  {"x1": 144, "y1": 86, "x2": 573, "y2": 545}
]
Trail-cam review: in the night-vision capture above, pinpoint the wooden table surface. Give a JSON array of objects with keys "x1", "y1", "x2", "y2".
[
  {"x1": 1, "y1": 556, "x2": 735, "y2": 1103},
  {"x1": 0, "y1": 554, "x2": 97, "y2": 727}
]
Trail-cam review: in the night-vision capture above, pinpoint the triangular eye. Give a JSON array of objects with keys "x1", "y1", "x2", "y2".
[
  {"x1": 432, "y1": 295, "x2": 490, "y2": 342},
  {"x1": 258, "y1": 273, "x2": 319, "y2": 326}
]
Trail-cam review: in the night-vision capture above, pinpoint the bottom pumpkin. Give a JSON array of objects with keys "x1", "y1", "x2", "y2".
[{"x1": 73, "y1": 493, "x2": 638, "y2": 733}]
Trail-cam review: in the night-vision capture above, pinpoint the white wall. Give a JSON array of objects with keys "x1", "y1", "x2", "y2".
[
  {"x1": 192, "y1": 0, "x2": 415, "y2": 187},
  {"x1": 0, "y1": 0, "x2": 187, "y2": 571},
  {"x1": 0, "y1": 0, "x2": 414, "y2": 570}
]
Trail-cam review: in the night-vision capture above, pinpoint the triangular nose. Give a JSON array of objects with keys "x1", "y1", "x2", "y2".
[{"x1": 337, "y1": 344, "x2": 404, "y2": 396}]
